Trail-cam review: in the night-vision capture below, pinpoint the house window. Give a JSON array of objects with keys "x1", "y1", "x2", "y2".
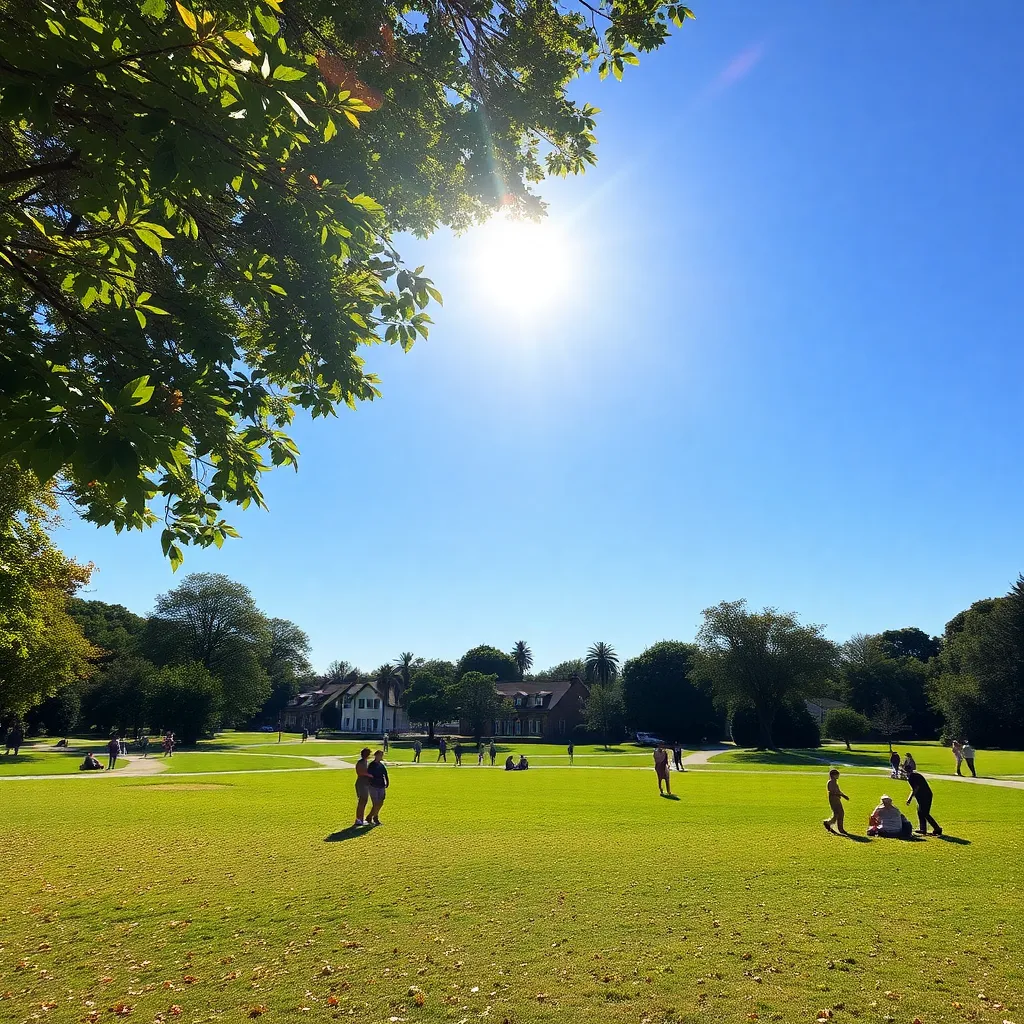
[
  {"x1": 514, "y1": 697, "x2": 522, "y2": 707},
  {"x1": 356, "y1": 718, "x2": 364, "y2": 731},
  {"x1": 372, "y1": 698, "x2": 380, "y2": 710},
  {"x1": 343, "y1": 697, "x2": 352, "y2": 707},
  {"x1": 358, "y1": 698, "x2": 365, "y2": 709},
  {"x1": 370, "y1": 718, "x2": 378, "y2": 732},
  {"x1": 514, "y1": 720, "x2": 521, "y2": 735}
]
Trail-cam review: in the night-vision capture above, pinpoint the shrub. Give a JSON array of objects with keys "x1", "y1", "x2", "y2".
[{"x1": 823, "y1": 708, "x2": 870, "y2": 750}]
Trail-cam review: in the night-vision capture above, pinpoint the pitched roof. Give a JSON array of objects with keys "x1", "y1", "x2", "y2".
[{"x1": 495, "y1": 679, "x2": 583, "y2": 711}]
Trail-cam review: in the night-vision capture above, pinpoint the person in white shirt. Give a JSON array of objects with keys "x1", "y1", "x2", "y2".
[
  {"x1": 870, "y1": 794, "x2": 910, "y2": 837},
  {"x1": 961, "y1": 740, "x2": 977, "y2": 777}
]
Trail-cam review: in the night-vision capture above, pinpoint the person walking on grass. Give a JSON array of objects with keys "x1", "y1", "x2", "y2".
[
  {"x1": 477, "y1": 743, "x2": 484, "y2": 766},
  {"x1": 437, "y1": 737, "x2": 447, "y2": 762},
  {"x1": 822, "y1": 768, "x2": 850, "y2": 834},
  {"x1": 489, "y1": 740, "x2": 496, "y2": 766},
  {"x1": 106, "y1": 734, "x2": 120, "y2": 771},
  {"x1": 906, "y1": 769, "x2": 942, "y2": 836},
  {"x1": 413, "y1": 739, "x2": 422, "y2": 763},
  {"x1": 138, "y1": 733, "x2": 149, "y2": 758},
  {"x1": 567, "y1": 740, "x2": 574, "y2": 766},
  {"x1": 952, "y1": 739, "x2": 963, "y2": 776},
  {"x1": 353, "y1": 747, "x2": 373, "y2": 827},
  {"x1": 653, "y1": 742, "x2": 671, "y2": 796},
  {"x1": 672, "y1": 741, "x2": 683, "y2": 772},
  {"x1": 961, "y1": 739, "x2": 977, "y2": 778},
  {"x1": 888, "y1": 750, "x2": 901, "y2": 778},
  {"x1": 454, "y1": 741, "x2": 463, "y2": 766},
  {"x1": 366, "y1": 749, "x2": 389, "y2": 825}
]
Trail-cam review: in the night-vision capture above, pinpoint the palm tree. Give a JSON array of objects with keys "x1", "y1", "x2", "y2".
[
  {"x1": 511, "y1": 640, "x2": 533, "y2": 679},
  {"x1": 393, "y1": 651, "x2": 421, "y2": 698},
  {"x1": 585, "y1": 642, "x2": 619, "y2": 685},
  {"x1": 375, "y1": 663, "x2": 401, "y2": 703}
]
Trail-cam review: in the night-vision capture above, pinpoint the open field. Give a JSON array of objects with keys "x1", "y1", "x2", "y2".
[
  {"x1": 1, "y1": 744, "x2": 1022, "y2": 1024},
  {"x1": 707, "y1": 743, "x2": 1024, "y2": 778},
  {"x1": 0, "y1": 750, "x2": 126, "y2": 776}
]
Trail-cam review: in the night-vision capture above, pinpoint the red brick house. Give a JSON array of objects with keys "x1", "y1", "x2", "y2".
[{"x1": 469, "y1": 678, "x2": 589, "y2": 741}]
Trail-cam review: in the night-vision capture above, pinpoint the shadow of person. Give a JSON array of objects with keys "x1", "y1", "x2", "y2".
[
  {"x1": 660, "y1": 793, "x2": 681, "y2": 800},
  {"x1": 324, "y1": 827, "x2": 370, "y2": 843},
  {"x1": 841, "y1": 833, "x2": 872, "y2": 843},
  {"x1": 935, "y1": 834, "x2": 971, "y2": 846}
]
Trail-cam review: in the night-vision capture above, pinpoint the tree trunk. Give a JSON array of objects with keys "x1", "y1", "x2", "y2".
[
  {"x1": 427, "y1": 720, "x2": 435, "y2": 741},
  {"x1": 756, "y1": 705, "x2": 775, "y2": 751}
]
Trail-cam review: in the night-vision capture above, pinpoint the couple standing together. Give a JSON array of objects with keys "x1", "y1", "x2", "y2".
[{"x1": 353, "y1": 747, "x2": 389, "y2": 827}]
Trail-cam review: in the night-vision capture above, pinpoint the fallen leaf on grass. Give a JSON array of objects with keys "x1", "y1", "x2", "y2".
[
  {"x1": 182, "y1": 975, "x2": 197, "y2": 985},
  {"x1": 110, "y1": 1003, "x2": 133, "y2": 1016},
  {"x1": 248, "y1": 1006, "x2": 268, "y2": 1018},
  {"x1": 326, "y1": 996, "x2": 339, "y2": 1007},
  {"x1": 817, "y1": 1011, "x2": 832, "y2": 1021},
  {"x1": 414, "y1": 993, "x2": 425, "y2": 1007}
]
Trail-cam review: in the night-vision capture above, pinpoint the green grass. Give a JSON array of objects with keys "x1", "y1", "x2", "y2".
[
  {"x1": 1, "y1": 754, "x2": 1021, "y2": 1024},
  {"x1": 0, "y1": 750, "x2": 126, "y2": 775},
  {"x1": 708, "y1": 743, "x2": 1024, "y2": 777},
  {"x1": 157, "y1": 752, "x2": 322, "y2": 774}
]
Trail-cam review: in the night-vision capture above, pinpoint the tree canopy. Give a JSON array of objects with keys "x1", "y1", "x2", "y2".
[
  {"x1": 404, "y1": 669, "x2": 456, "y2": 741},
  {"x1": 451, "y1": 670, "x2": 508, "y2": 739},
  {"x1": 456, "y1": 644, "x2": 518, "y2": 682},
  {"x1": 0, "y1": 0, "x2": 693, "y2": 564},
  {"x1": 694, "y1": 600, "x2": 837, "y2": 749}
]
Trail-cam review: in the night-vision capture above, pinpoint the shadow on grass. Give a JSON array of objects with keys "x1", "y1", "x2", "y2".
[
  {"x1": 723, "y1": 748, "x2": 889, "y2": 770},
  {"x1": 324, "y1": 826, "x2": 373, "y2": 843},
  {"x1": 936, "y1": 834, "x2": 971, "y2": 846},
  {"x1": 840, "y1": 833, "x2": 873, "y2": 843},
  {"x1": 660, "y1": 793, "x2": 681, "y2": 801}
]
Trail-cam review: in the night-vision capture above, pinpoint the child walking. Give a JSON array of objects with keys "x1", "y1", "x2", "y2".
[{"x1": 823, "y1": 768, "x2": 850, "y2": 834}]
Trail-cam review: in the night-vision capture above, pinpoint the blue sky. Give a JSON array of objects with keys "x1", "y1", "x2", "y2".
[{"x1": 56, "y1": 1, "x2": 1024, "y2": 672}]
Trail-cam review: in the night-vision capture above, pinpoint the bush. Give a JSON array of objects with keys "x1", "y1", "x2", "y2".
[
  {"x1": 823, "y1": 708, "x2": 870, "y2": 750},
  {"x1": 731, "y1": 700, "x2": 821, "y2": 749}
]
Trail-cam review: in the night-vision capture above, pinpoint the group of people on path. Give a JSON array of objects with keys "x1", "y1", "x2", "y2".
[{"x1": 824, "y1": 767, "x2": 942, "y2": 838}]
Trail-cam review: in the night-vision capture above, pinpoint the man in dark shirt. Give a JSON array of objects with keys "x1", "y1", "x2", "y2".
[
  {"x1": 454, "y1": 742, "x2": 463, "y2": 766},
  {"x1": 106, "y1": 735, "x2": 120, "y2": 770},
  {"x1": 437, "y1": 737, "x2": 447, "y2": 762},
  {"x1": 366, "y1": 750, "x2": 389, "y2": 826},
  {"x1": 906, "y1": 770, "x2": 942, "y2": 836}
]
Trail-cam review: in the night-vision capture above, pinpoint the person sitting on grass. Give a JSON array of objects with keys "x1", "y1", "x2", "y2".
[
  {"x1": 867, "y1": 795, "x2": 912, "y2": 837},
  {"x1": 822, "y1": 768, "x2": 849, "y2": 834},
  {"x1": 516, "y1": 754, "x2": 529, "y2": 771},
  {"x1": 79, "y1": 752, "x2": 103, "y2": 771},
  {"x1": 505, "y1": 755, "x2": 515, "y2": 771}
]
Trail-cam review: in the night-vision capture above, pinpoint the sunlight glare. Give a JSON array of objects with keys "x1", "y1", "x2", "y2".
[{"x1": 467, "y1": 215, "x2": 574, "y2": 315}]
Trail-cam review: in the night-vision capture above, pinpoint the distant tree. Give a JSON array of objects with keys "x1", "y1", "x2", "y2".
[
  {"x1": 416, "y1": 659, "x2": 457, "y2": 684},
  {"x1": 81, "y1": 655, "x2": 158, "y2": 736},
  {"x1": 375, "y1": 663, "x2": 401, "y2": 704},
  {"x1": 693, "y1": 600, "x2": 838, "y2": 750},
  {"x1": 930, "y1": 576, "x2": 1024, "y2": 747},
  {"x1": 393, "y1": 652, "x2": 423, "y2": 700},
  {"x1": 585, "y1": 642, "x2": 619, "y2": 685},
  {"x1": 533, "y1": 658, "x2": 585, "y2": 682},
  {"x1": 731, "y1": 700, "x2": 820, "y2": 750},
  {"x1": 511, "y1": 641, "x2": 533, "y2": 679},
  {"x1": 404, "y1": 671, "x2": 456, "y2": 741},
  {"x1": 582, "y1": 680, "x2": 624, "y2": 749},
  {"x1": 451, "y1": 672, "x2": 509, "y2": 740},
  {"x1": 456, "y1": 645, "x2": 518, "y2": 682},
  {"x1": 324, "y1": 660, "x2": 360, "y2": 686},
  {"x1": 260, "y1": 618, "x2": 312, "y2": 723},
  {"x1": 67, "y1": 599, "x2": 146, "y2": 661},
  {"x1": 878, "y1": 627, "x2": 941, "y2": 663},
  {"x1": 33, "y1": 685, "x2": 82, "y2": 741},
  {"x1": 147, "y1": 662, "x2": 223, "y2": 746},
  {"x1": 0, "y1": 466, "x2": 96, "y2": 719},
  {"x1": 621, "y1": 641, "x2": 721, "y2": 744},
  {"x1": 145, "y1": 573, "x2": 271, "y2": 726},
  {"x1": 870, "y1": 699, "x2": 909, "y2": 752},
  {"x1": 823, "y1": 708, "x2": 870, "y2": 750}
]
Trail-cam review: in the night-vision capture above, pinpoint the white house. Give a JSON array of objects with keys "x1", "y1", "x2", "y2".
[{"x1": 281, "y1": 679, "x2": 409, "y2": 736}]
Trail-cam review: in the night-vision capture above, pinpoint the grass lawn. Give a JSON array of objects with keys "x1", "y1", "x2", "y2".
[
  {"x1": 1, "y1": 759, "x2": 1021, "y2": 1024},
  {"x1": 708, "y1": 743, "x2": 1024, "y2": 777},
  {"x1": 0, "y1": 750, "x2": 126, "y2": 775},
  {"x1": 158, "y1": 753, "x2": 323, "y2": 775}
]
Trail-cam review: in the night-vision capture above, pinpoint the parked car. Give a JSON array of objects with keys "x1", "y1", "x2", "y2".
[
  {"x1": 259, "y1": 725, "x2": 276, "y2": 732},
  {"x1": 635, "y1": 732, "x2": 666, "y2": 746}
]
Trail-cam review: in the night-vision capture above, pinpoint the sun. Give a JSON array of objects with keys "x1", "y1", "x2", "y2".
[{"x1": 466, "y1": 215, "x2": 574, "y2": 314}]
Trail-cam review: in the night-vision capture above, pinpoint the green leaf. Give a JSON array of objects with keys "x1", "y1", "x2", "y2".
[
  {"x1": 133, "y1": 227, "x2": 163, "y2": 256},
  {"x1": 323, "y1": 116, "x2": 336, "y2": 142},
  {"x1": 120, "y1": 376, "x2": 156, "y2": 407},
  {"x1": 77, "y1": 16, "x2": 104, "y2": 34},
  {"x1": 254, "y1": 6, "x2": 279, "y2": 36},
  {"x1": 272, "y1": 64, "x2": 306, "y2": 81},
  {"x1": 168, "y1": 543, "x2": 184, "y2": 571},
  {"x1": 141, "y1": 0, "x2": 167, "y2": 17},
  {"x1": 269, "y1": 283, "x2": 287, "y2": 295},
  {"x1": 224, "y1": 29, "x2": 260, "y2": 56},
  {"x1": 174, "y1": 1, "x2": 197, "y2": 31},
  {"x1": 135, "y1": 309, "x2": 147, "y2": 329}
]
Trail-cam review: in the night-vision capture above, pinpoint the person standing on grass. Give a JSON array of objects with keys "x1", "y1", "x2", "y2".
[
  {"x1": 413, "y1": 739, "x2": 422, "y2": 763},
  {"x1": 672, "y1": 742, "x2": 683, "y2": 772},
  {"x1": 477, "y1": 743, "x2": 484, "y2": 766},
  {"x1": 383, "y1": 732, "x2": 390, "y2": 754},
  {"x1": 7, "y1": 721, "x2": 24, "y2": 756},
  {"x1": 653, "y1": 743, "x2": 671, "y2": 796},
  {"x1": 437, "y1": 737, "x2": 447, "y2": 762},
  {"x1": 454, "y1": 741, "x2": 463, "y2": 766},
  {"x1": 961, "y1": 740, "x2": 977, "y2": 777},
  {"x1": 567, "y1": 740, "x2": 574, "y2": 765},
  {"x1": 952, "y1": 739, "x2": 963, "y2": 776},
  {"x1": 889, "y1": 750, "x2": 901, "y2": 778},
  {"x1": 301, "y1": 727, "x2": 308, "y2": 743},
  {"x1": 905, "y1": 769, "x2": 942, "y2": 836},
  {"x1": 353, "y1": 746, "x2": 373, "y2": 826},
  {"x1": 106, "y1": 734, "x2": 120, "y2": 771},
  {"x1": 139, "y1": 733, "x2": 149, "y2": 758},
  {"x1": 489, "y1": 740, "x2": 497, "y2": 766},
  {"x1": 822, "y1": 768, "x2": 850, "y2": 834},
  {"x1": 366, "y1": 749, "x2": 389, "y2": 825}
]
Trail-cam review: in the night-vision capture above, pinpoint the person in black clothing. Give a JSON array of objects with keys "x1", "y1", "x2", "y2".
[
  {"x1": 454, "y1": 742, "x2": 463, "y2": 766},
  {"x1": 905, "y1": 770, "x2": 942, "y2": 836},
  {"x1": 672, "y1": 742, "x2": 683, "y2": 771},
  {"x1": 505, "y1": 755, "x2": 515, "y2": 771},
  {"x1": 106, "y1": 735, "x2": 120, "y2": 770},
  {"x1": 366, "y1": 749, "x2": 389, "y2": 826},
  {"x1": 437, "y1": 737, "x2": 447, "y2": 762}
]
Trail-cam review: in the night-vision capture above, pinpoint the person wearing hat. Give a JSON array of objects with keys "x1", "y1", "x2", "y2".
[
  {"x1": 353, "y1": 747, "x2": 373, "y2": 826},
  {"x1": 868, "y1": 794, "x2": 911, "y2": 837}
]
